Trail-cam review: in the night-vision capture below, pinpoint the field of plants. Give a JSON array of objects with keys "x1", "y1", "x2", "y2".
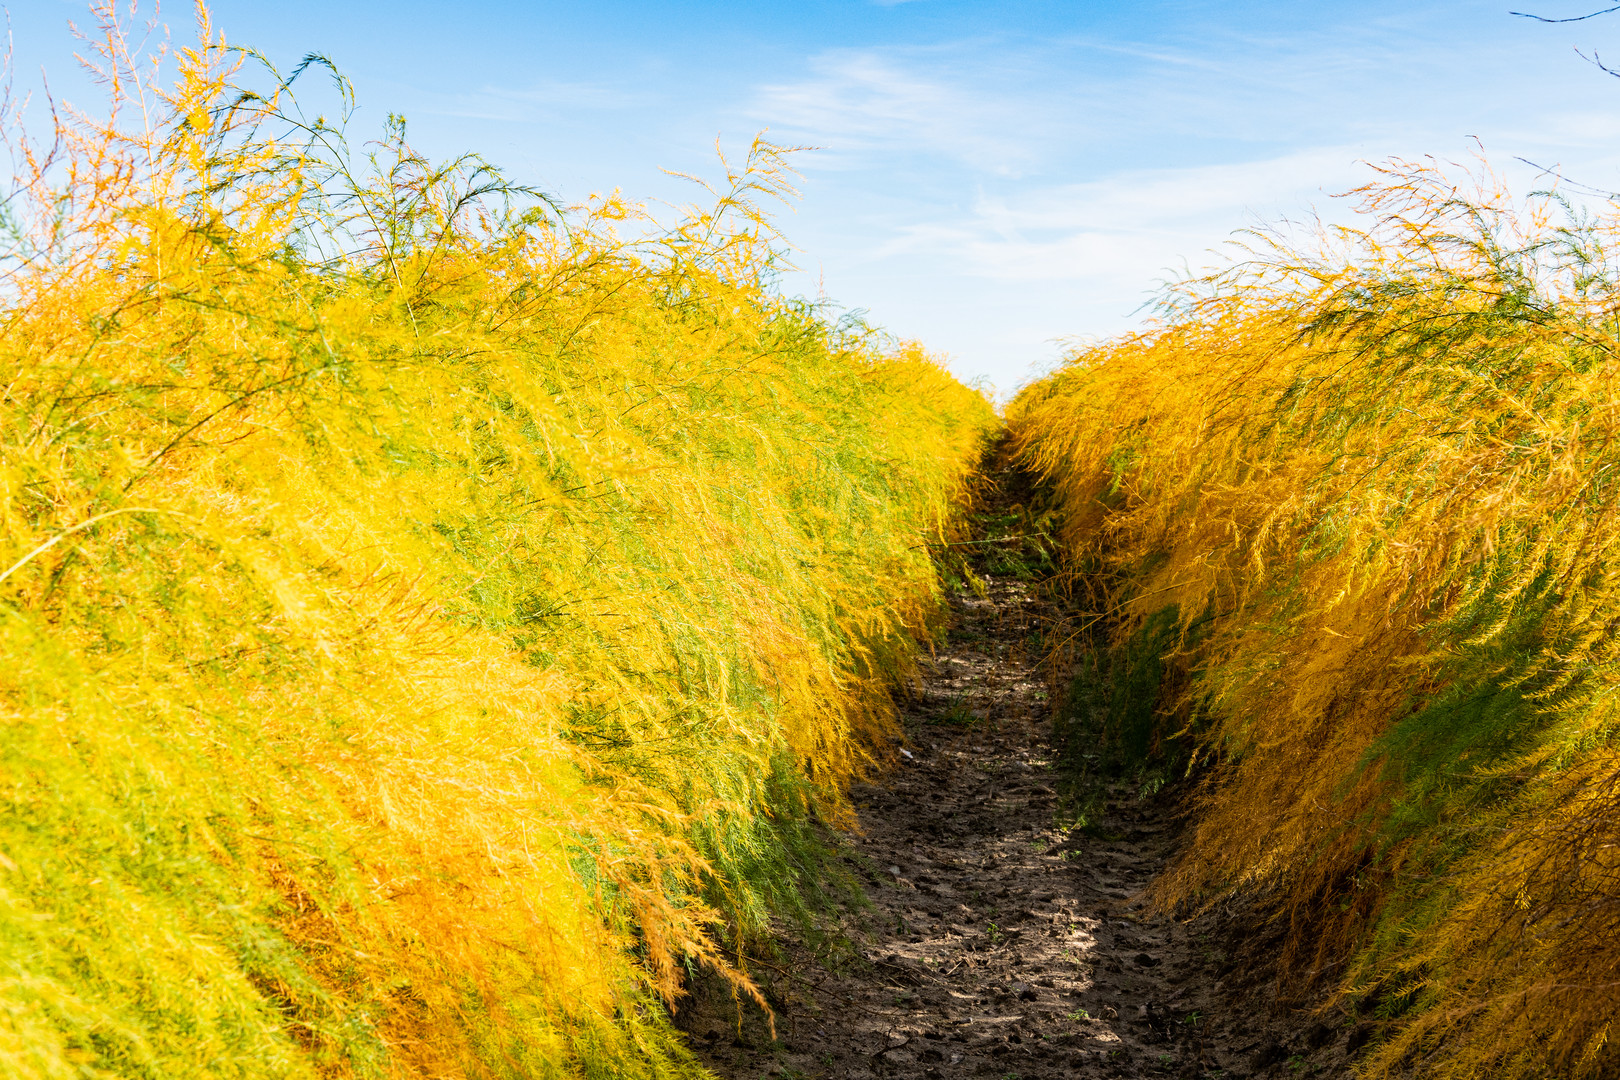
[
  {"x1": 1010, "y1": 160, "x2": 1620, "y2": 1077},
  {"x1": 19, "y1": 2, "x2": 1620, "y2": 1078},
  {"x1": 0, "y1": 8, "x2": 995, "y2": 1078}
]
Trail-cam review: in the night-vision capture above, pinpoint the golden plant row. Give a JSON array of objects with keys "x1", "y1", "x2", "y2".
[
  {"x1": 0, "y1": 7, "x2": 995, "y2": 1077},
  {"x1": 1011, "y1": 159, "x2": 1620, "y2": 1077}
]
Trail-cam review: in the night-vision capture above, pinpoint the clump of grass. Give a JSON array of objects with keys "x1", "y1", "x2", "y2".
[
  {"x1": 1010, "y1": 155, "x2": 1620, "y2": 1078},
  {"x1": 0, "y1": 5, "x2": 996, "y2": 1078},
  {"x1": 937, "y1": 692, "x2": 981, "y2": 726}
]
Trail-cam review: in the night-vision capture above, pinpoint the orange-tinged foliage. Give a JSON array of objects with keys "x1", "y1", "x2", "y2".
[
  {"x1": 0, "y1": 5, "x2": 995, "y2": 1077},
  {"x1": 1011, "y1": 157, "x2": 1620, "y2": 1077}
]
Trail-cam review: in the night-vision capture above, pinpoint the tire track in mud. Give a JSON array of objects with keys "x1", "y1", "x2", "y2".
[{"x1": 684, "y1": 563, "x2": 1358, "y2": 1079}]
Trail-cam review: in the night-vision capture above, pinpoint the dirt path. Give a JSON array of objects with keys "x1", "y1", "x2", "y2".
[{"x1": 683, "y1": 537, "x2": 1358, "y2": 1079}]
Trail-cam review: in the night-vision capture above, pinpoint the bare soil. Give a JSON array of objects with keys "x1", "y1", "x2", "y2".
[{"x1": 680, "y1": 545, "x2": 1365, "y2": 1079}]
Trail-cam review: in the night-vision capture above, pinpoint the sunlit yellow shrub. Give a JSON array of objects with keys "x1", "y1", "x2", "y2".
[
  {"x1": 0, "y1": 7, "x2": 995, "y2": 1077},
  {"x1": 1011, "y1": 159, "x2": 1620, "y2": 1077}
]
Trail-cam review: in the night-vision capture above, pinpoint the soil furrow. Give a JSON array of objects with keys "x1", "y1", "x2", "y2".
[{"x1": 684, "y1": 562, "x2": 1357, "y2": 1079}]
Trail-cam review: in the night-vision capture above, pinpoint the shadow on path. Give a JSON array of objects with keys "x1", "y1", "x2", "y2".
[{"x1": 685, "y1": 508, "x2": 1361, "y2": 1079}]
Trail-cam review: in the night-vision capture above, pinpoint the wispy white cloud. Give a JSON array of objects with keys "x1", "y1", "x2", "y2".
[
  {"x1": 749, "y1": 47, "x2": 1059, "y2": 175},
  {"x1": 421, "y1": 79, "x2": 651, "y2": 123},
  {"x1": 800, "y1": 147, "x2": 1368, "y2": 298},
  {"x1": 745, "y1": 34, "x2": 1407, "y2": 183},
  {"x1": 747, "y1": 14, "x2": 1620, "y2": 393}
]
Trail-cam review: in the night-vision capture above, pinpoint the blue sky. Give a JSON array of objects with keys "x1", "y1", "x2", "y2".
[{"x1": 13, "y1": 1, "x2": 1620, "y2": 395}]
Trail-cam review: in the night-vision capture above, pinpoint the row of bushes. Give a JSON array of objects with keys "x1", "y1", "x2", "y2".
[
  {"x1": 0, "y1": 9, "x2": 995, "y2": 1077},
  {"x1": 1010, "y1": 161, "x2": 1620, "y2": 1077}
]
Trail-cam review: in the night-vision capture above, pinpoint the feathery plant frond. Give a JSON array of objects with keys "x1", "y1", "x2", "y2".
[
  {"x1": 1011, "y1": 152, "x2": 1620, "y2": 1079},
  {"x1": 0, "y1": 4, "x2": 996, "y2": 1078}
]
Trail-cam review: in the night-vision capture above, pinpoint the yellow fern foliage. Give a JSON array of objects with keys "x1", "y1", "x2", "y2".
[
  {"x1": 1011, "y1": 157, "x2": 1620, "y2": 1077},
  {"x1": 0, "y1": 7, "x2": 995, "y2": 1077}
]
